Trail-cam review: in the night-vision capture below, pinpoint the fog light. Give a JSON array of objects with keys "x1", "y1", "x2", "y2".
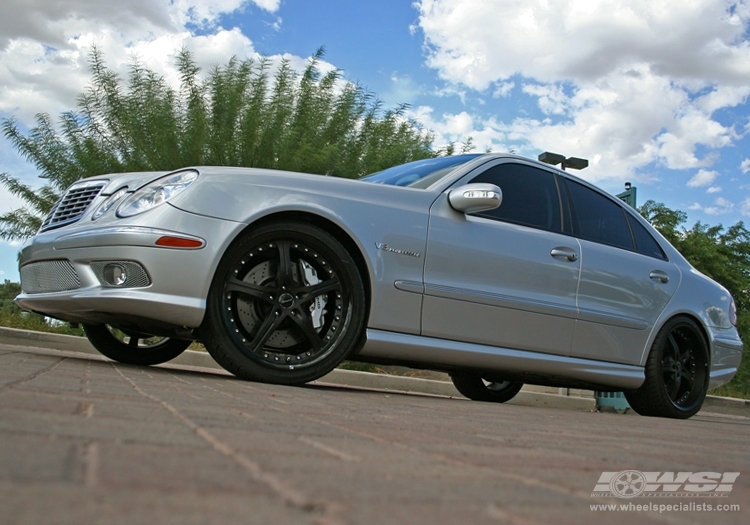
[
  {"x1": 90, "y1": 261, "x2": 151, "y2": 288},
  {"x1": 103, "y1": 263, "x2": 128, "y2": 286}
]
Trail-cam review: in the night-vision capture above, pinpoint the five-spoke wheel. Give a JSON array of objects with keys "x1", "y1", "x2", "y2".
[
  {"x1": 83, "y1": 324, "x2": 191, "y2": 365},
  {"x1": 625, "y1": 316, "x2": 709, "y2": 419},
  {"x1": 450, "y1": 371, "x2": 523, "y2": 403},
  {"x1": 202, "y1": 222, "x2": 366, "y2": 385}
]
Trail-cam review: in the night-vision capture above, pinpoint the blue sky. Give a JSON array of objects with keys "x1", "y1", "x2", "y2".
[{"x1": 1, "y1": 0, "x2": 750, "y2": 282}]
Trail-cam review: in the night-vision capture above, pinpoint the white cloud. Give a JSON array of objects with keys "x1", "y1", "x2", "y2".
[
  {"x1": 694, "y1": 196, "x2": 735, "y2": 215},
  {"x1": 414, "y1": 0, "x2": 750, "y2": 184},
  {"x1": 707, "y1": 186, "x2": 722, "y2": 193},
  {"x1": 742, "y1": 197, "x2": 750, "y2": 216},
  {"x1": 387, "y1": 73, "x2": 424, "y2": 105},
  {"x1": 0, "y1": 1, "x2": 175, "y2": 49},
  {"x1": 250, "y1": 0, "x2": 281, "y2": 12},
  {"x1": 704, "y1": 197, "x2": 734, "y2": 215},
  {"x1": 0, "y1": 0, "x2": 319, "y2": 232},
  {"x1": 0, "y1": 1, "x2": 284, "y2": 125},
  {"x1": 688, "y1": 169, "x2": 719, "y2": 188},
  {"x1": 410, "y1": 106, "x2": 512, "y2": 153},
  {"x1": 492, "y1": 81, "x2": 515, "y2": 98},
  {"x1": 270, "y1": 17, "x2": 283, "y2": 31},
  {"x1": 521, "y1": 83, "x2": 569, "y2": 115},
  {"x1": 742, "y1": 158, "x2": 750, "y2": 174},
  {"x1": 417, "y1": 0, "x2": 750, "y2": 88}
]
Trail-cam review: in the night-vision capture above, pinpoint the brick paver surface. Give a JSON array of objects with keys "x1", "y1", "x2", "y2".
[{"x1": 0, "y1": 343, "x2": 747, "y2": 525}]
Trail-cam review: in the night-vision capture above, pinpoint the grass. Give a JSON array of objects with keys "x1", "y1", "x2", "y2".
[
  {"x1": 0, "y1": 304, "x2": 84, "y2": 336},
  {"x1": 710, "y1": 374, "x2": 750, "y2": 400}
]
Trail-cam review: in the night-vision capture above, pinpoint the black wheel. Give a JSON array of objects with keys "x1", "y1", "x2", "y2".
[
  {"x1": 450, "y1": 371, "x2": 523, "y2": 403},
  {"x1": 83, "y1": 324, "x2": 191, "y2": 365},
  {"x1": 202, "y1": 222, "x2": 366, "y2": 385},
  {"x1": 625, "y1": 316, "x2": 709, "y2": 419}
]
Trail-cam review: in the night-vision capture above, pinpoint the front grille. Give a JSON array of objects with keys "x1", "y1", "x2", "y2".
[
  {"x1": 20, "y1": 260, "x2": 81, "y2": 294},
  {"x1": 41, "y1": 180, "x2": 107, "y2": 232}
]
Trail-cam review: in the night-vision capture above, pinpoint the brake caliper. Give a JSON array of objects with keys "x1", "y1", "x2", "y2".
[{"x1": 299, "y1": 260, "x2": 327, "y2": 330}]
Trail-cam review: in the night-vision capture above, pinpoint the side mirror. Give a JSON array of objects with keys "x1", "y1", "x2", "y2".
[{"x1": 448, "y1": 183, "x2": 502, "y2": 214}]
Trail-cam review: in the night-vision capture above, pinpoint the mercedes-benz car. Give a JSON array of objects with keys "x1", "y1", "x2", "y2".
[{"x1": 15, "y1": 153, "x2": 743, "y2": 418}]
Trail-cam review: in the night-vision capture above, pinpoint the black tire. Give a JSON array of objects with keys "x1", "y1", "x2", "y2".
[
  {"x1": 202, "y1": 222, "x2": 366, "y2": 385},
  {"x1": 451, "y1": 372, "x2": 523, "y2": 403},
  {"x1": 625, "y1": 316, "x2": 709, "y2": 419},
  {"x1": 83, "y1": 324, "x2": 191, "y2": 366}
]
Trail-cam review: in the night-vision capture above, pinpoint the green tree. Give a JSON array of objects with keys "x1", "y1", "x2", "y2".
[
  {"x1": 0, "y1": 47, "x2": 435, "y2": 240},
  {"x1": 640, "y1": 200, "x2": 750, "y2": 397}
]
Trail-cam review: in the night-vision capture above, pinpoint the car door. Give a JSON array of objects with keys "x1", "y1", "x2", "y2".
[
  {"x1": 421, "y1": 161, "x2": 581, "y2": 357},
  {"x1": 563, "y1": 178, "x2": 680, "y2": 365}
]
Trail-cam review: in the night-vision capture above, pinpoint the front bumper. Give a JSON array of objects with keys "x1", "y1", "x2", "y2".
[{"x1": 15, "y1": 206, "x2": 244, "y2": 332}]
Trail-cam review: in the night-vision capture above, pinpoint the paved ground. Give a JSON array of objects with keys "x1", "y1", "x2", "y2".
[{"x1": 0, "y1": 343, "x2": 748, "y2": 525}]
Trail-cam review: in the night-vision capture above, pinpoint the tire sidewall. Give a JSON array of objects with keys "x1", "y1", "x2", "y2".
[
  {"x1": 83, "y1": 324, "x2": 190, "y2": 366},
  {"x1": 451, "y1": 372, "x2": 523, "y2": 403},
  {"x1": 627, "y1": 316, "x2": 709, "y2": 419}
]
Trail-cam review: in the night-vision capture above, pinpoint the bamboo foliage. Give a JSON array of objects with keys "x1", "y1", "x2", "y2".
[{"x1": 0, "y1": 47, "x2": 434, "y2": 240}]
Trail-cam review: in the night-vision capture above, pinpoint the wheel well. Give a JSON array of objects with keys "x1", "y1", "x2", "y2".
[
  {"x1": 239, "y1": 211, "x2": 372, "y2": 323},
  {"x1": 654, "y1": 313, "x2": 711, "y2": 364}
]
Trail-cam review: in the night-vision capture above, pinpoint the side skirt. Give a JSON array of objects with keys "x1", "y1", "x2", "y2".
[{"x1": 358, "y1": 329, "x2": 645, "y2": 391}]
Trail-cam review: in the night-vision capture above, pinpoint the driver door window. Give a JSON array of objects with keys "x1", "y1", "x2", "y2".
[{"x1": 469, "y1": 163, "x2": 563, "y2": 233}]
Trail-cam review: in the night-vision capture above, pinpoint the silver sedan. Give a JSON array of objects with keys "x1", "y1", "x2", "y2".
[{"x1": 15, "y1": 154, "x2": 743, "y2": 418}]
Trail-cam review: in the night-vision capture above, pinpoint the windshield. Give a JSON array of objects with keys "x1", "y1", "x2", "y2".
[{"x1": 360, "y1": 154, "x2": 482, "y2": 188}]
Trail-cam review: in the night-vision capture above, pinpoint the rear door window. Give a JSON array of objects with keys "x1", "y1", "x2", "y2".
[{"x1": 564, "y1": 179, "x2": 634, "y2": 251}]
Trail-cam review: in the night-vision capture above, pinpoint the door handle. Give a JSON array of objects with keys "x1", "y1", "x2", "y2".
[
  {"x1": 550, "y1": 247, "x2": 578, "y2": 262},
  {"x1": 649, "y1": 270, "x2": 669, "y2": 284}
]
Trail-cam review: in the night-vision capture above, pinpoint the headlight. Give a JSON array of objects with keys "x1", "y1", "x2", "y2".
[
  {"x1": 117, "y1": 170, "x2": 198, "y2": 218},
  {"x1": 92, "y1": 187, "x2": 128, "y2": 221}
]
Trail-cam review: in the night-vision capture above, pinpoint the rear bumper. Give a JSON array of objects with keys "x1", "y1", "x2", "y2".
[{"x1": 708, "y1": 332, "x2": 744, "y2": 389}]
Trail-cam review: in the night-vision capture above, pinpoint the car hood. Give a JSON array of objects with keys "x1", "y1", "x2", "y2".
[
  {"x1": 168, "y1": 166, "x2": 437, "y2": 224},
  {"x1": 77, "y1": 171, "x2": 170, "y2": 195}
]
